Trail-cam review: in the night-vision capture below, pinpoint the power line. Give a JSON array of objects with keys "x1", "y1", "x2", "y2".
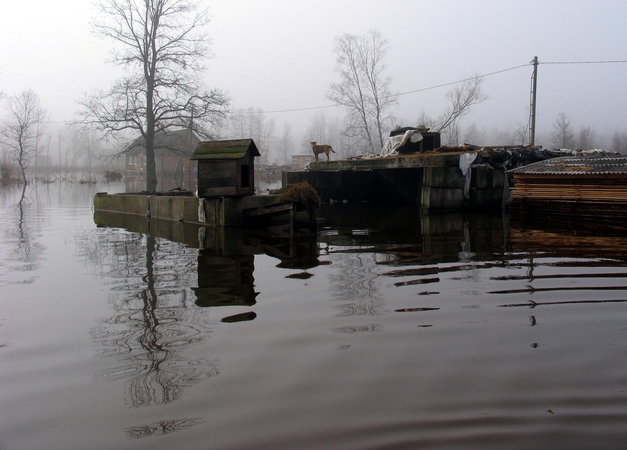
[
  {"x1": 262, "y1": 63, "x2": 532, "y2": 114},
  {"x1": 541, "y1": 59, "x2": 627, "y2": 65},
  {"x1": 10, "y1": 60, "x2": 625, "y2": 120},
  {"x1": 392, "y1": 63, "x2": 531, "y2": 98}
]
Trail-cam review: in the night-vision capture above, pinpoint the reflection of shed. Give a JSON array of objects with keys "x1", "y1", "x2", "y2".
[
  {"x1": 190, "y1": 139, "x2": 260, "y2": 198},
  {"x1": 193, "y1": 252, "x2": 258, "y2": 308}
]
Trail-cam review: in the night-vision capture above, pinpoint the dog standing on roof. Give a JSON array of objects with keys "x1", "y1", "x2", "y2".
[{"x1": 310, "y1": 142, "x2": 336, "y2": 162}]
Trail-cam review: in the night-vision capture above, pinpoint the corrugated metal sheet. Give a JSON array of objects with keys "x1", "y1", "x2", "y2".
[{"x1": 509, "y1": 155, "x2": 627, "y2": 175}]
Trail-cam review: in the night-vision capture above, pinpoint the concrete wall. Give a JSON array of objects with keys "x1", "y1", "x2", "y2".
[
  {"x1": 150, "y1": 196, "x2": 199, "y2": 222},
  {"x1": 421, "y1": 166, "x2": 508, "y2": 212},
  {"x1": 284, "y1": 168, "x2": 423, "y2": 204},
  {"x1": 94, "y1": 193, "x2": 148, "y2": 216},
  {"x1": 199, "y1": 195, "x2": 278, "y2": 227},
  {"x1": 286, "y1": 162, "x2": 507, "y2": 211},
  {"x1": 94, "y1": 192, "x2": 281, "y2": 228}
]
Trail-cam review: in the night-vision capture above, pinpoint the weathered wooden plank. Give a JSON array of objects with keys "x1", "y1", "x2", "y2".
[{"x1": 244, "y1": 202, "x2": 293, "y2": 217}]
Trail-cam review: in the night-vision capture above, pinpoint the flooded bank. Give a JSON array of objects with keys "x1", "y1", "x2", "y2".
[{"x1": 2, "y1": 181, "x2": 627, "y2": 449}]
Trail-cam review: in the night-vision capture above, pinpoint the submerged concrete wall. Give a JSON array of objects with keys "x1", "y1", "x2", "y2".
[
  {"x1": 284, "y1": 157, "x2": 508, "y2": 211},
  {"x1": 284, "y1": 168, "x2": 423, "y2": 204},
  {"x1": 421, "y1": 166, "x2": 508, "y2": 211},
  {"x1": 94, "y1": 193, "x2": 281, "y2": 227}
]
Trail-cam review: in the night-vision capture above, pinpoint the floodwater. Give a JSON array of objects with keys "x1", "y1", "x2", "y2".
[{"x1": 2, "y1": 181, "x2": 627, "y2": 450}]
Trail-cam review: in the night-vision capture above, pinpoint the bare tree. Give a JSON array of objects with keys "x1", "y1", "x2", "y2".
[
  {"x1": 0, "y1": 90, "x2": 47, "y2": 184},
  {"x1": 416, "y1": 109, "x2": 436, "y2": 130},
  {"x1": 278, "y1": 122, "x2": 293, "y2": 166},
  {"x1": 576, "y1": 126, "x2": 597, "y2": 150},
  {"x1": 551, "y1": 112, "x2": 575, "y2": 149},
  {"x1": 304, "y1": 113, "x2": 334, "y2": 147},
  {"x1": 512, "y1": 121, "x2": 529, "y2": 146},
  {"x1": 434, "y1": 76, "x2": 487, "y2": 133},
  {"x1": 611, "y1": 131, "x2": 627, "y2": 154},
  {"x1": 225, "y1": 107, "x2": 275, "y2": 166},
  {"x1": 462, "y1": 122, "x2": 487, "y2": 146},
  {"x1": 79, "y1": 0, "x2": 230, "y2": 191},
  {"x1": 327, "y1": 30, "x2": 396, "y2": 155},
  {"x1": 442, "y1": 121, "x2": 462, "y2": 146}
]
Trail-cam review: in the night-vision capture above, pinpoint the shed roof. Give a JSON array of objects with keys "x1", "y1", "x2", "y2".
[
  {"x1": 124, "y1": 129, "x2": 200, "y2": 157},
  {"x1": 190, "y1": 139, "x2": 260, "y2": 160},
  {"x1": 509, "y1": 155, "x2": 627, "y2": 176}
]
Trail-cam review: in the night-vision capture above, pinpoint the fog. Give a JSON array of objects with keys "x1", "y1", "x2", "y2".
[{"x1": 2, "y1": 0, "x2": 627, "y2": 160}]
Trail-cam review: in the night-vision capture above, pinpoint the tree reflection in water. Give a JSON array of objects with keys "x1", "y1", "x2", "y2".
[
  {"x1": 2, "y1": 184, "x2": 45, "y2": 284},
  {"x1": 125, "y1": 417, "x2": 204, "y2": 439},
  {"x1": 82, "y1": 228, "x2": 219, "y2": 408}
]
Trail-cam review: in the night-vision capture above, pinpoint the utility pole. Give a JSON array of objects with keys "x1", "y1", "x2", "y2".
[{"x1": 529, "y1": 56, "x2": 538, "y2": 146}]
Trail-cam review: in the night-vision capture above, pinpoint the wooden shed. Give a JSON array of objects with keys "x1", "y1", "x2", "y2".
[
  {"x1": 508, "y1": 155, "x2": 627, "y2": 222},
  {"x1": 190, "y1": 139, "x2": 260, "y2": 198}
]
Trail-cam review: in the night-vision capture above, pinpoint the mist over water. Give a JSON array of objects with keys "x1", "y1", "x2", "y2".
[{"x1": 2, "y1": 181, "x2": 627, "y2": 449}]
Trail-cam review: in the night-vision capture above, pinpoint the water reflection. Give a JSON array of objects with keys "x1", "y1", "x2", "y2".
[
  {"x1": 6, "y1": 182, "x2": 627, "y2": 448},
  {"x1": 82, "y1": 225, "x2": 218, "y2": 408},
  {"x1": 0, "y1": 184, "x2": 45, "y2": 286},
  {"x1": 91, "y1": 212, "x2": 325, "y2": 409},
  {"x1": 193, "y1": 248, "x2": 257, "y2": 308},
  {"x1": 318, "y1": 205, "x2": 509, "y2": 318},
  {"x1": 125, "y1": 417, "x2": 204, "y2": 439}
]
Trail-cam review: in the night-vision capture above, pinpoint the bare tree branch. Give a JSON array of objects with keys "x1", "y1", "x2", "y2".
[
  {"x1": 327, "y1": 30, "x2": 396, "y2": 155},
  {"x1": 434, "y1": 76, "x2": 487, "y2": 133},
  {"x1": 0, "y1": 90, "x2": 47, "y2": 184},
  {"x1": 78, "y1": 0, "x2": 229, "y2": 191}
]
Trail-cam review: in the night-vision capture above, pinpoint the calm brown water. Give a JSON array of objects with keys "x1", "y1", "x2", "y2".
[{"x1": 2, "y1": 182, "x2": 627, "y2": 449}]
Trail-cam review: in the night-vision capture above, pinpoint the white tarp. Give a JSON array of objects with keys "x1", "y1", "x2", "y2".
[
  {"x1": 380, "y1": 130, "x2": 423, "y2": 157},
  {"x1": 459, "y1": 152, "x2": 478, "y2": 199}
]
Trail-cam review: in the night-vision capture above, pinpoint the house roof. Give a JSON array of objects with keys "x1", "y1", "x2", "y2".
[
  {"x1": 124, "y1": 129, "x2": 201, "y2": 157},
  {"x1": 190, "y1": 139, "x2": 260, "y2": 160},
  {"x1": 509, "y1": 155, "x2": 627, "y2": 176}
]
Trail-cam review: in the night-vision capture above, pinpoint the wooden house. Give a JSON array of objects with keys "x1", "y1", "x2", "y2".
[
  {"x1": 508, "y1": 155, "x2": 627, "y2": 222},
  {"x1": 124, "y1": 129, "x2": 200, "y2": 191},
  {"x1": 190, "y1": 139, "x2": 260, "y2": 198}
]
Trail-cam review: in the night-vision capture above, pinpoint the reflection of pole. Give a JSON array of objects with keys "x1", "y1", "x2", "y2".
[{"x1": 529, "y1": 56, "x2": 538, "y2": 146}]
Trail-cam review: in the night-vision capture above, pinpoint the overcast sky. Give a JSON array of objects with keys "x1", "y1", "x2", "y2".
[{"x1": 2, "y1": 0, "x2": 626, "y2": 149}]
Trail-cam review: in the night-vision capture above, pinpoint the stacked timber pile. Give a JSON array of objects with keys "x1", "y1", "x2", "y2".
[{"x1": 508, "y1": 155, "x2": 627, "y2": 222}]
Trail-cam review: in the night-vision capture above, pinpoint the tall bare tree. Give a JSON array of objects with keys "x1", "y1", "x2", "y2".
[
  {"x1": 0, "y1": 90, "x2": 47, "y2": 184},
  {"x1": 327, "y1": 30, "x2": 396, "y2": 155},
  {"x1": 79, "y1": 0, "x2": 230, "y2": 191},
  {"x1": 551, "y1": 112, "x2": 575, "y2": 149}
]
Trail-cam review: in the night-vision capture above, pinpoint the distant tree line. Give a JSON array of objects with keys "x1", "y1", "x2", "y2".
[{"x1": 5, "y1": 16, "x2": 627, "y2": 190}]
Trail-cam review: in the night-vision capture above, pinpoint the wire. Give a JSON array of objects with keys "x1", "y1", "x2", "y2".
[
  {"x1": 392, "y1": 63, "x2": 531, "y2": 97},
  {"x1": 541, "y1": 60, "x2": 627, "y2": 65},
  {"x1": 260, "y1": 63, "x2": 531, "y2": 114},
  {"x1": 10, "y1": 60, "x2": 625, "y2": 120}
]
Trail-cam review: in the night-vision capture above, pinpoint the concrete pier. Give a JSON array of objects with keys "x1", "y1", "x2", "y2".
[
  {"x1": 284, "y1": 151, "x2": 509, "y2": 211},
  {"x1": 94, "y1": 192, "x2": 280, "y2": 227}
]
